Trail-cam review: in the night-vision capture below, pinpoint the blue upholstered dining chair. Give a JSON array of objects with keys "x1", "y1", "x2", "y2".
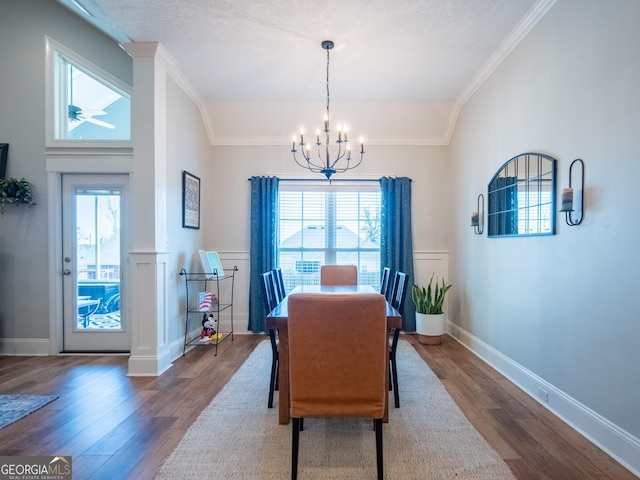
[
  {"x1": 260, "y1": 271, "x2": 279, "y2": 408},
  {"x1": 388, "y1": 270, "x2": 408, "y2": 408},
  {"x1": 380, "y1": 267, "x2": 391, "y2": 298},
  {"x1": 272, "y1": 267, "x2": 286, "y2": 302}
]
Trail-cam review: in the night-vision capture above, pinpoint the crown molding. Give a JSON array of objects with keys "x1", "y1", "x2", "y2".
[
  {"x1": 455, "y1": 0, "x2": 558, "y2": 108},
  {"x1": 208, "y1": 135, "x2": 450, "y2": 147}
]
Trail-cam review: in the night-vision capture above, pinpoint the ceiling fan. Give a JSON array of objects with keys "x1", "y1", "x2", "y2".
[
  {"x1": 68, "y1": 104, "x2": 115, "y2": 129},
  {"x1": 67, "y1": 64, "x2": 115, "y2": 130}
]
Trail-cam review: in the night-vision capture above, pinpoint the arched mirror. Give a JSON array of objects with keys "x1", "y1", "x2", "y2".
[{"x1": 488, "y1": 152, "x2": 556, "y2": 237}]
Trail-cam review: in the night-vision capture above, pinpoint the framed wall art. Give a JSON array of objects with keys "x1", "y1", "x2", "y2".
[
  {"x1": 182, "y1": 170, "x2": 200, "y2": 229},
  {"x1": 0, "y1": 144, "x2": 8, "y2": 179},
  {"x1": 206, "y1": 251, "x2": 225, "y2": 276}
]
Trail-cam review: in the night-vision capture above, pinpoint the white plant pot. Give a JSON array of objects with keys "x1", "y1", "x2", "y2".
[{"x1": 415, "y1": 312, "x2": 445, "y2": 345}]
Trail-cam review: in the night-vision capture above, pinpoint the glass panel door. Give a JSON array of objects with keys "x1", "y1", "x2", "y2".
[{"x1": 62, "y1": 174, "x2": 129, "y2": 352}]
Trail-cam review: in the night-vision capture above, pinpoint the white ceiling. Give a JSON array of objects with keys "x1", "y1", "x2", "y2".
[{"x1": 58, "y1": 0, "x2": 555, "y2": 145}]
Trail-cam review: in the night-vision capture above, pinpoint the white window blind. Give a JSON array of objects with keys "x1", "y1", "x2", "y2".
[{"x1": 278, "y1": 186, "x2": 381, "y2": 292}]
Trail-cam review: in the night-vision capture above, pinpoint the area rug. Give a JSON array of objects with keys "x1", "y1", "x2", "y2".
[
  {"x1": 0, "y1": 394, "x2": 59, "y2": 430},
  {"x1": 155, "y1": 340, "x2": 515, "y2": 479}
]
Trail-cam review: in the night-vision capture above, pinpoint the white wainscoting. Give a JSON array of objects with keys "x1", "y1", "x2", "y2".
[
  {"x1": 208, "y1": 251, "x2": 250, "y2": 333},
  {"x1": 412, "y1": 250, "x2": 450, "y2": 287},
  {"x1": 209, "y1": 250, "x2": 451, "y2": 335}
]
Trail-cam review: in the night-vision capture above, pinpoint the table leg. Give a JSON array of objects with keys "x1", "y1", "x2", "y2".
[
  {"x1": 278, "y1": 327, "x2": 290, "y2": 425},
  {"x1": 384, "y1": 345, "x2": 389, "y2": 423}
]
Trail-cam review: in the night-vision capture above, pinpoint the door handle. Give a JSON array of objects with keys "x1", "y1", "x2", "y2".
[{"x1": 63, "y1": 269, "x2": 71, "y2": 276}]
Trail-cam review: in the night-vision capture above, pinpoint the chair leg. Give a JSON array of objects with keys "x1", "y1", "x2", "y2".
[
  {"x1": 390, "y1": 329, "x2": 400, "y2": 408},
  {"x1": 391, "y1": 356, "x2": 399, "y2": 408},
  {"x1": 375, "y1": 418, "x2": 383, "y2": 480},
  {"x1": 292, "y1": 417, "x2": 301, "y2": 480},
  {"x1": 268, "y1": 355, "x2": 277, "y2": 408}
]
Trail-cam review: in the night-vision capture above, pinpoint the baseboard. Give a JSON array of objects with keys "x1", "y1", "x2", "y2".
[
  {"x1": 127, "y1": 344, "x2": 174, "y2": 376},
  {"x1": 0, "y1": 338, "x2": 51, "y2": 355},
  {"x1": 447, "y1": 322, "x2": 640, "y2": 478}
]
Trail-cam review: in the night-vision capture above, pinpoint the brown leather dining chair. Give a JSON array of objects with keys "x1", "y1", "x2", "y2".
[
  {"x1": 288, "y1": 293, "x2": 388, "y2": 480},
  {"x1": 319, "y1": 265, "x2": 358, "y2": 285}
]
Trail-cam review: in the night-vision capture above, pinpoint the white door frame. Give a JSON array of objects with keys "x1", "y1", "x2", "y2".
[{"x1": 46, "y1": 160, "x2": 133, "y2": 354}]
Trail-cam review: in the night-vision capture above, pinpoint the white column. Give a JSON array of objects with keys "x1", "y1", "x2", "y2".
[{"x1": 123, "y1": 42, "x2": 174, "y2": 375}]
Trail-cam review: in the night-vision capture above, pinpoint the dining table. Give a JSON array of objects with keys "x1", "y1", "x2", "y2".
[{"x1": 266, "y1": 284, "x2": 402, "y2": 425}]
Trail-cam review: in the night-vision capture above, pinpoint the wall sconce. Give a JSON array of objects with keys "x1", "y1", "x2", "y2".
[
  {"x1": 559, "y1": 158, "x2": 584, "y2": 226},
  {"x1": 471, "y1": 193, "x2": 484, "y2": 235}
]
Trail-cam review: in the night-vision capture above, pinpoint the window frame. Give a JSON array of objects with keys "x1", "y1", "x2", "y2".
[
  {"x1": 45, "y1": 37, "x2": 133, "y2": 148},
  {"x1": 277, "y1": 181, "x2": 381, "y2": 291}
]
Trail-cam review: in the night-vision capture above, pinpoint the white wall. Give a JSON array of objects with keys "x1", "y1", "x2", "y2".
[
  {"x1": 165, "y1": 76, "x2": 212, "y2": 342},
  {"x1": 0, "y1": 0, "x2": 132, "y2": 346},
  {"x1": 206, "y1": 144, "x2": 451, "y2": 331},
  {"x1": 449, "y1": 0, "x2": 640, "y2": 472}
]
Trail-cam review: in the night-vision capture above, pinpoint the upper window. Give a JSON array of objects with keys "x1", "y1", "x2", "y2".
[
  {"x1": 278, "y1": 185, "x2": 381, "y2": 293},
  {"x1": 49, "y1": 40, "x2": 131, "y2": 143}
]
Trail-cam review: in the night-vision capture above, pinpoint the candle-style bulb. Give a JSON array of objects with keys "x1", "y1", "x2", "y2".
[{"x1": 561, "y1": 187, "x2": 574, "y2": 211}]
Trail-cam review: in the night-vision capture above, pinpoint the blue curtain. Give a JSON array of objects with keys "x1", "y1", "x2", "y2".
[
  {"x1": 488, "y1": 176, "x2": 518, "y2": 236},
  {"x1": 248, "y1": 176, "x2": 279, "y2": 332},
  {"x1": 380, "y1": 176, "x2": 416, "y2": 331}
]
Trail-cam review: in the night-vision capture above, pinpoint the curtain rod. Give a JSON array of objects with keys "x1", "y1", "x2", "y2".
[{"x1": 246, "y1": 177, "x2": 382, "y2": 182}]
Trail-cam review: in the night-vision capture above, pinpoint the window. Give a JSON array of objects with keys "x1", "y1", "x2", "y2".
[
  {"x1": 48, "y1": 39, "x2": 131, "y2": 143},
  {"x1": 278, "y1": 186, "x2": 381, "y2": 292}
]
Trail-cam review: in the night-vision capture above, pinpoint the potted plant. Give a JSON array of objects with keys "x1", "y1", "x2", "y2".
[
  {"x1": 0, "y1": 177, "x2": 36, "y2": 215},
  {"x1": 411, "y1": 273, "x2": 452, "y2": 345}
]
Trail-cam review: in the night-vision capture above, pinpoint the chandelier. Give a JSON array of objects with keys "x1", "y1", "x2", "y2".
[{"x1": 291, "y1": 40, "x2": 364, "y2": 180}]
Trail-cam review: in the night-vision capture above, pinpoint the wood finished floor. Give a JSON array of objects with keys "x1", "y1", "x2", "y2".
[{"x1": 0, "y1": 334, "x2": 636, "y2": 480}]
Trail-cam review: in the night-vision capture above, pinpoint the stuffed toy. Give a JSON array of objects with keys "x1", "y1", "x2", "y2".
[{"x1": 200, "y1": 313, "x2": 216, "y2": 340}]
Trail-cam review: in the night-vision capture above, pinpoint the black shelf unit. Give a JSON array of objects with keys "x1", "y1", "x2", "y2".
[{"x1": 180, "y1": 266, "x2": 237, "y2": 355}]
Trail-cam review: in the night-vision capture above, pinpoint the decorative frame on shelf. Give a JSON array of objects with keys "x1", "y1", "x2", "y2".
[{"x1": 182, "y1": 170, "x2": 200, "y2": 229}]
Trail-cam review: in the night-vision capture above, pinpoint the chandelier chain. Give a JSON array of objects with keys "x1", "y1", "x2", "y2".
[{"x1": 326, "y1": 46, "x2": 330, "y2": 122}]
